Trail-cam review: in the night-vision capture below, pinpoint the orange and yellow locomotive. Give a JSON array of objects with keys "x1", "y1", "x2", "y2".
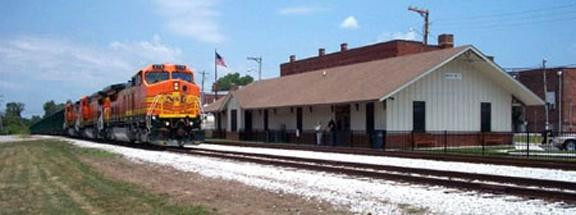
[{"x1": 64, "y1": 64, "x2": 203, "y2": 146}]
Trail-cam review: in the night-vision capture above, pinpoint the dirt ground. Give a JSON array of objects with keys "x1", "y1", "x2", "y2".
[{"x1": 81, "y1": 155, "x2": 351, "y2": 215}]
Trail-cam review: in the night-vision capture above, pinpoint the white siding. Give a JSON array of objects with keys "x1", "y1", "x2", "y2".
[
  {"x1": 375, "y1": 101, "x2": 387, "y2": 130},
  {"x1": 303, "y1": 105, "x2": 333, "y2": 131},
  {"x1": 251, "y1": 109, "x2": 264, "y2": 130},
  {"x1": 226, "y1": 96, "x2": 242, "y2": 132},
  {"x1": 220, "y1": 114, "x2": 227, "y2": 130},
  {"x1": 386, "y1": 57, "x2": 512, "y2": 132},
  {"x1": 350, "y1": 103, "x2": 365, "y2": 131},
  {"x1": 268, "y1": 107, "x2": 296, "y2": 130}
]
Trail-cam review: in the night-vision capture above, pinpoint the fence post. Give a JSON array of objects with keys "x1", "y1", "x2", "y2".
[
  {"x1": 481, "y1": 132, "x2": 485, "y2": 156},
  {"x1": 443, "y1": 130, "x2": 447, "y2": 154},
  {"x1": 525, "y1": 129, "x2": 530, "y2": 158},
  {"x1": 526, "y1": 131, "x2": 530, "y2": 158},
  {"x1": 411, "y1": 131, "x2": 415, "y2": 151},
  {"x1": 382, "y1": 130, "x2": 387, "y2": 151},
  {"x1": 350, "y1": 131, "x2": 354, "y2": 148}
]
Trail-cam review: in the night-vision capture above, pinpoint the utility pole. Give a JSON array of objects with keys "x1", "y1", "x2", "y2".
[
  {"x1": 542, "y1": 59, "x2": 549, "y2": 132},
  {"x1": 247, "y1": 56, "x2": 262, "y2": 80},
  {"x1": 199, "y1": 70, "x2": 207, "y2": 105},
  {"x1": 408, "y1": 6, "x2": 429, "y2": 45},
  {"x1": 570, "y1": 100, "x2": 573, "y2": 131},
  {"x1": 214, "y1": 49, "x2": 218, "y2": 101},
  {"x1": 0, "y1": 94, "x2": 3, "y2": 133},
  {"x1": 558, "y1": 70, "x2": 563, "y2": 133}
]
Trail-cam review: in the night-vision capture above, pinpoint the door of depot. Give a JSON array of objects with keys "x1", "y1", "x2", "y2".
[{"x1": 334, "y1": 105, "x2": 351, "y2": 146}]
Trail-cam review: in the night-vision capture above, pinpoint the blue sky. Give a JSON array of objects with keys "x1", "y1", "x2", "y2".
[{"x1": 0, "y1": 0, "x2": 575, "y2": 117}]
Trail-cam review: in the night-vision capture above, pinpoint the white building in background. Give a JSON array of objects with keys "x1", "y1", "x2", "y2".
[{"x1": 205, "y1": 39, "x2": 543, "y2": 147}]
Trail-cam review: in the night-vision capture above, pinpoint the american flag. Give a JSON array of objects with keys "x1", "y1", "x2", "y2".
[{"x1": 215, "y1": 52, "x2": 227, "y2": 67}]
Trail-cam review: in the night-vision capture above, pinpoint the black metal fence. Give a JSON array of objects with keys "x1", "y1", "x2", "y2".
[{"x1": 205, "y1": 129, "x2": 576, "y2": 160}]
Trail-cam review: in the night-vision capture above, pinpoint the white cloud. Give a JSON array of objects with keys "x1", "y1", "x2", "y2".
[
  {"x1": 153, "y1": 0, "x2": 224, "y2": 43},
  {"x1": 377, "y1": 29, "x2": 418, "y2": 42},
  {"x1": 0, "y1": 35, "x2": 181, "y2": 85},
  {"x1": 340, "y1": 16, "x2": 359, "y2": 29},
  {"x1": 278, "y1": 6, "x2": 326, "y2": 15},
  {"x1": 0, "y1": 35, "x2": 183, "y2": 116}
]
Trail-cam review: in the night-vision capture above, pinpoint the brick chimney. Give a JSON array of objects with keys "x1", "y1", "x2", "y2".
[
  {"x1": 289, "y1": 55, "x2": 296, "y2": 62},
  {"x1": 318, "y1": 48, "x2": 325, "y2": 56},
  {"x1": 340, "y1": 43, "x2": 348, "y2": 51},
  {"x1": 438, "y1": 34, "x2": 454, "y2": 49}
]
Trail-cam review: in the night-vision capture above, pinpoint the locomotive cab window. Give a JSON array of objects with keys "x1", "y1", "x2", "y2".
[
  {"x1": 133, "y1": 71, "x2": 142, "y2": 86},
  {"x1": 172, "y1": 72, "x2": 193, "y2": 83},
  {"x1": 145, "y1": 71, "x2": 169, "y2": 84}
]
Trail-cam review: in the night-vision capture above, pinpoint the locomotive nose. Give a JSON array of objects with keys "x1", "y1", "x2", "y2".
[{"x1": 175, "y1": 119, "x2": 188, "y2": 138}]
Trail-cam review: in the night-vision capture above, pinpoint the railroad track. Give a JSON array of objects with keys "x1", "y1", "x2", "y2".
[
  {"x1": 168, "y1": 146, "x2": 576, "y2": 204},
  {"x1": 204, "y1": 140, "x2": 576, "y2": 171},
  {"x1": 62, "y1": 136, "x2": 576, "y2": 204}
]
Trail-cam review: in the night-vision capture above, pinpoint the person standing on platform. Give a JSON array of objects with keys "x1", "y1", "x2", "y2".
[
  {"x1": 315, "y1": 122, "x2": 323, "y2": 145},
  {"x1": 327, "y1": 119, "x2": 336, "y2": 146}
]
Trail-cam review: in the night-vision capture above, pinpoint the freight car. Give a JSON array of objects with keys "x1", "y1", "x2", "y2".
[
  {"x1": 32, "y1": 64, "x2": 203, "y2": 147},
  {"x1": 29, "y1": 109, "x2": 65, "y2": 135}
]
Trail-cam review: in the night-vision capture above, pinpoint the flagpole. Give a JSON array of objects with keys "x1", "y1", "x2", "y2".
[{"x1": 214, "y1": 49, "x2": 218, "y2": 101}]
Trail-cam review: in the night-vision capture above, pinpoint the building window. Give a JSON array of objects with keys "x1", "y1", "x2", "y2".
[
  {"x1": 264, "y1": 109, "x2": 269, "y2": 131},
  {"x1": 296, "y1": 107, "x2": 302, "y2": 132},
  {"x1": 365, "y1": 103, "x2": 374, "y2": 133},
  {"x1": 413, "y1": 101, "x2": 425, "y2": 132},
  {"x1": 244, "y1": 110, "x2": 252, "y2": 132},
  {"x1": 546, "y1": 91, "x2": 556, "y2": 109},
  {"x1": 481, "y1": 102, "x2": 491, "y2": 132},
  {"x1": 231, "y1": 109, "x2": 237, "y2": 132}
]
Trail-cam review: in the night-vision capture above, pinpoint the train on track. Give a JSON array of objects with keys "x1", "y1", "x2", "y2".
[{"x1": 31, "y1": 64, "x2": 204, "y2": 147}]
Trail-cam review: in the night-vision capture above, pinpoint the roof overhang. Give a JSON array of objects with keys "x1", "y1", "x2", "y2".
[{"x1": 203, "y1": 93, "x2": 232, "y2": 113}]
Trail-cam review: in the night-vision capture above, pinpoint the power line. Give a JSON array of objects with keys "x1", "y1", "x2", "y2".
[
  {"x1": 434, "y1": 15, "x2": 576, "y2": 31},
  {"x1": 436, "y1": 11, "x2": 576, "y2": 28},
  {"x1": 435, "y1": 2, "x2": 576, "y2": 22},
  {"x1": 504, "y1": 63, "x2": 576, "y2": 71}
]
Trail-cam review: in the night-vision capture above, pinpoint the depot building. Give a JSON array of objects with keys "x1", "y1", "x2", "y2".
[{"x1": 205, "y1": 35, "x2": 544, "y2": 148}]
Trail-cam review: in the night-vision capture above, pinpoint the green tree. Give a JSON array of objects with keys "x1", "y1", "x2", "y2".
[
  {"x1": 3, "y1": 102, "x2": 28, "y2": 134},
  {"x1": 43, "y1": 100, "x2": 65, "y2": 118},
  {"x1": 214, "y1": 73, "x2": 254, "y2": 91},
  {"x1": 29, "y1": 115, "x2": 42, "y2": 125},
  {"x1": 5, "y1": 102, "x2": 24, "y2": 118}
]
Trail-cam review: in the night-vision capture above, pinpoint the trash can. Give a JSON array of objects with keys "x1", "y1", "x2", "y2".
[{"x1": 371, "y1": 131, "x2": 383, "y2": 149}]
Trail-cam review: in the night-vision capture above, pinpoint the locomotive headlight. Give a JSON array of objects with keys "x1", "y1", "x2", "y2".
[
  {"x1": 152, "y1": 116, "x2": 157, "y2": 120},
  {"x1": 189, "y1": 121, "x2": 194, "y2": 126},
  {"x1": 173, "y1": 82, "x2": 179, "y2": 90},
  {"x1": 165, "y1": 121, "x2": 170, "y2": 126}
]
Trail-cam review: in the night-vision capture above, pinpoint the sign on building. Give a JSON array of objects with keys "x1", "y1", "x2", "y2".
[{"x1": 444, "y1": 73, "x2": 462, "y2": 80}]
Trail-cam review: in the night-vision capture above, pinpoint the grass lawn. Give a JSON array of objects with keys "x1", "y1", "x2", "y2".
[
  {"x1": 513, "y1": 135, "x2": 545, "y2": 144},
  {"x1": 417, "y1": 146, "x2": 513, "y2": 156},
  {"x1": 0, "y1": 139, "x2": 208, "y2": 215}
]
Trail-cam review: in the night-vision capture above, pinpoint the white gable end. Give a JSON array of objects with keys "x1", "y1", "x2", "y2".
[{"x1": 386, "y1": 54, "x2": 513, "y2": 132}]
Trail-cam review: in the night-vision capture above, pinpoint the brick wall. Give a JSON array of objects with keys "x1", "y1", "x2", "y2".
[
  {"x1": 514, "y1": 68, "x2": 576, "y2": 132},
  {"x1": 280, "y1": 40, "x2": 442, "y2": 76},
  {"x1": 202, "y1": 92, "x2": 228, "y2": 105}
]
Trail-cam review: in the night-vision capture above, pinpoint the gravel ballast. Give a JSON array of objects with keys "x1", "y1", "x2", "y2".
[
  {"x1": 192, "y1": 144, "x2": 576, "y2": 183},
  {"x1": 65, "y1": 138, "x2": 576, "y2": 215}
]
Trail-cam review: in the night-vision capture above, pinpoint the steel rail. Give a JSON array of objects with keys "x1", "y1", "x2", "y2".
[
  {"x1": 204, "y1": 140, "x2": 576, "y2": 171},
  {"x1": 168, "y1": 147, "x2": 576, "y2": 203}
]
